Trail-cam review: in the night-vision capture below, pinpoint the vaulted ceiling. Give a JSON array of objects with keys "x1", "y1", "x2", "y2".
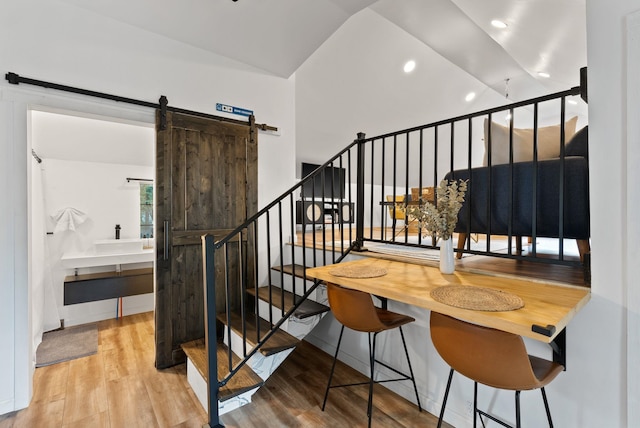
[
  {"x1": 35, "y1": 0, "x2": 585, "y2": 167},
  {"x1": 58, "y1": 0, "x2": 586, "y2": 102}
]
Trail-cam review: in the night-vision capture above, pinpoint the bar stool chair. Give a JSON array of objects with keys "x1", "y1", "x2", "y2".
[
  {"x1": 322, "y1": 282, "x2": 422, "y2": 427},
  {"x1": 430, "y1": 312, "x2": 564, "y2": 428}
]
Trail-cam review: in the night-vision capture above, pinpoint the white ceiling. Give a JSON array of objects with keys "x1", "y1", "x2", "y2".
[
  {"x1": 31, "y1": 110, "x2": 155, "y2": 167},
  {"x1": 39, "y1": 0, "x2": 586, "y2": 166},
  {"x1": 57, "y1": 0, "x2": 586, "y2": 100}
]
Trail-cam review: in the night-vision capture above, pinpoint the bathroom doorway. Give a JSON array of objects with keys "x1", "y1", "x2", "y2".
[{"x1": 29, "y1": 108, "x2": 156, "y2": 338}]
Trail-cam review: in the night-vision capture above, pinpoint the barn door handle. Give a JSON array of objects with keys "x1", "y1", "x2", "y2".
[{"x1": 163, "y1": 220, "x2": 169, "y2": 260}]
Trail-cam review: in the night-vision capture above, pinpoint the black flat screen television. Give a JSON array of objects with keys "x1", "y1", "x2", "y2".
[{"x1": 301, "y1": 162, "x2": 346, "y2": 200}]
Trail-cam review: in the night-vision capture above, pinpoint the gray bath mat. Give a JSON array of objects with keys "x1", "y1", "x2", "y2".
[{"x1": 36, "y1": 323, "x2": 98, "y2": 367}]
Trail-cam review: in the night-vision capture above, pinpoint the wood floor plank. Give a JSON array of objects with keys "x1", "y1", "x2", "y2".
[
  {"x1": 62, "y1": 353, "x2": 108, "y2": 425},
  {"x1": 142, "y1": 365, "x2": 203, "y2": 427},
  {"x1": 61, "y1": 411, "x2": 110, "y2": 428},
  {"x1": 2, "y1": 311, "x2": 446, "y2": 428},
  {"x1": 221, "y1": 340, "x2": 450, "y2": 428},
  {"x1": 5, "y1": 399, "x2": 65, "y2": 428},
  {"x1": 171, "y1": 364, "x2": 208, "y2": 422},
  {"x1": 105, "y1": 375, "x2": 158, "y2": 427},
  {"x1": 31, "y1": 361, "x2": 69, "y2": 404}
]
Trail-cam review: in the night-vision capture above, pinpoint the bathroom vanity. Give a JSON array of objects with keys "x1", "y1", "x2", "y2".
[
  {"x1": 63, "y1": 268, "x2": 152, "y2": 305},
  {"x1": 61, "y1": 238, "x2": 154, "y2": 305}
]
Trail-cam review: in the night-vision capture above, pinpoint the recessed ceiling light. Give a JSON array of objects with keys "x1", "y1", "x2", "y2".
[
  {"x1": 465, "y1": 92, "x2": 476, "y2": 102},
  {"x1": 404, "y1": 60, "x2": 416, "y2": 73},
  {"x1": 491, "y1": 19, "x2": 508, "y2": 29},
  {"x1": 537, "y1": 71, "x2": 551, "y2": 78}
]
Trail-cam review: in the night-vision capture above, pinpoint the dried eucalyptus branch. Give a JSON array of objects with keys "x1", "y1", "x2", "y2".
[{"x1": 406, "y1": 179, "x2": 468, "y2": 241}]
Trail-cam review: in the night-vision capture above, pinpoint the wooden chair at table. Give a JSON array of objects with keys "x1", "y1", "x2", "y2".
[
  {"x1": 322, "y1": 282, "x2": 422, "y2": 427},
  {"x1": 385, "y1": 195, "x2": 409, "y2": 240},
  {"x1": 430, "y1": 312, "x2": 564, "y2": 428}
]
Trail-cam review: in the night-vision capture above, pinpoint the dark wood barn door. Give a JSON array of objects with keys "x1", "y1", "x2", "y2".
[{"x1": 155, "y1": 111, "x2": 257, "y2": 368}]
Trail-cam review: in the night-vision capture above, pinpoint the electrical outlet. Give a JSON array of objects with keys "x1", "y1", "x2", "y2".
[{"x1": 465, "y1": 400, "x2": 474, "y2": 416}]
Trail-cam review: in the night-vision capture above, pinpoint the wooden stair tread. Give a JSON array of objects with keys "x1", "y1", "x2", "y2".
[
  {"x1": 181, "y1": 339, "x2": 263, "y2": 402},
  {"x1": 216, "y1": 311, "x2": 299, "y2": 356},
  {"x1": 246, "y1": 285, "x2": 330, "y2": 319},
  {"x1": 271, "y1": 263, "x2": 310, "y2": 280}
]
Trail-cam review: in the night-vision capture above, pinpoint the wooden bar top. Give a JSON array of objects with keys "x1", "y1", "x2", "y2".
[{"x1": 306, "y1": 258, "x2": 590, "y2": 343}]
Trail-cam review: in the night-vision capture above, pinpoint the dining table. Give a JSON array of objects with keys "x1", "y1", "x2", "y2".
[{"x1": 305, "y1": 257, "x2": 591, "y2": 368}]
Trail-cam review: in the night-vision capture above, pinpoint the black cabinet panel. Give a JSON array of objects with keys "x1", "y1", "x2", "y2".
[{"x1": 64, "y1": 268, "x2": 153, "y2": 305}]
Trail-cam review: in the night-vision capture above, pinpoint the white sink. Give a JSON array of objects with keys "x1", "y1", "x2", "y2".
[
  {"x1": 61, "y1": 249, "x2": 154, "y2": 269},
  {"x1": 61, "y1": 238, "x2": 154, "y2": 269},
  {"x1": 95, "y1": 238, "x2": 144, "y2": 254}
]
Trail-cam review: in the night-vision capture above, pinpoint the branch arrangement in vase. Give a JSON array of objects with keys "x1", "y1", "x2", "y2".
[{"x1": 406, "y1": 179, "x2": 468, "y2": 242}]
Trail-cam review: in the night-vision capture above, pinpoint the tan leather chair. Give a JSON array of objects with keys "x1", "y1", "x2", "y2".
[
  {"x1": 430, "y1": 312, "x2": 564, "y2": 428},
  {"x1": 322, "y1": 282, "x2": 422, "y2": 427}
]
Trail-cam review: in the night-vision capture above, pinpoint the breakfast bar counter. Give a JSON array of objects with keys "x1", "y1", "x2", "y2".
[{"x1": 305, "y1": 258, "x2": 590, "y2": 347}]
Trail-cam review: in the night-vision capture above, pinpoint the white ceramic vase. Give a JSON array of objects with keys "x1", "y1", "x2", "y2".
[{"x1": 439, "y1": 238, "x2": 455, "y2": 274}]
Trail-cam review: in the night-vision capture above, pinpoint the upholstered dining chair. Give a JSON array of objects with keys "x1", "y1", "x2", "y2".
[
  {"x1": 322, "y1": 282, "x2": 422, "y2": 427},
  {"x1": 430, "y1": 312, "x2": 564, "y2": 428}
]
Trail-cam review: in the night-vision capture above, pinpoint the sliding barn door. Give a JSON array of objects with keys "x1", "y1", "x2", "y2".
[{"x1": 155, "y1": 111, "x2": 257, "y2": 368}]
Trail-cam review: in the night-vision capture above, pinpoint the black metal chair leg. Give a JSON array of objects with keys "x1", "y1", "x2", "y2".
[
  {"x1": 541, "y1": 387, "x2": 554, "y2": 427},
  {"x1": 398, "y1": 325, "x2": 422, "y2": 411},
  {"x1": 437, "y1": 368, "x2": 454, "y2": 428},
  {"x1": 322, "y1": 325, "x2": 345, "y2": 411},
  {"x1": 474, "y1": 381, "x2": 478, "y2": 428},
  {"x1": 367, "y1": 332, "x2": 377, "y2": 428},
  {"x1": 515, "y1": 390, "x2": 521, "y2": 428}
]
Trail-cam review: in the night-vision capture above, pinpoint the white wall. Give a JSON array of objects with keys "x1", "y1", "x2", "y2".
[
  {"x1": 1, "y1": 1, "x2": 638, "y2": 426},
  {"x1": 302, "y1": 3, "x2": 639, "y2": 428},
  {"x1": 625, "y1": 9, "x2": 640, "y2": 425},
  {"x1": 587, "y1": 3, "x2": 640, "y2": 428},
  {"x1": 0, "y1": 0, "x2": 295, "y2": 414}
]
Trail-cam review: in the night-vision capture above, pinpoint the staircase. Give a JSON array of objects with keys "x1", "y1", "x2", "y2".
[
  {"x1": 187, "y1": 84, "x2": 589, "y2": 427},
  {"x1": 183, "y1": 244, "x2": 334, "y2": 416},
  {"x1": 186, "y1": 140, "x2": 359, "y2": 427}
]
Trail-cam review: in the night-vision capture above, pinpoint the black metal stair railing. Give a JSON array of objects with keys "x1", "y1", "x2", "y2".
[
  {"x1": 201, "y1": 143, "x2": 360, "y2": 427},
  {"x1": 358, "y1": 85, "x2": 588, "y2": 265},
  {"x1": 201, "y1": 80, "x2": 589, "y2": 427}
]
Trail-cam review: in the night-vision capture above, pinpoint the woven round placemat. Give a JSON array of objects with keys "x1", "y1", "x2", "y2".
[
  {"x1": 329, "y1": 265, "x2": 388, "y2": 278},
  {"x1": 430, "y1": 285, "x2": 524, "y2": 312}
]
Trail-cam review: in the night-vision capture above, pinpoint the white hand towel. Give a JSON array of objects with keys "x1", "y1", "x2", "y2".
[{"x1": 50, "y1": 207, "x2": 88, "y2": 233}]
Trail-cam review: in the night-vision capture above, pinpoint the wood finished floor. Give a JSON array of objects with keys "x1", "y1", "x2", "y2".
[
  {"x1": 0, "y1": 311, "x2": 447, "y2": 428},
  {"x1": 296, "y1": 226, "x2": 587, "y2": 287}
]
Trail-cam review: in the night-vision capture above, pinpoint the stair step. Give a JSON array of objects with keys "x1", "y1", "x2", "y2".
[
  {"x1": 181, "y1": 339, "x2": 263, "y2": 402},
  {"x1": 217, "y1": 311, "x2": 299, "y2": 356},
  {"x1": 246, "y1": 285, "x2": 330, "y2": 319},
  {"x1": 271, "y1": 263, "x2": 314, "y2": 281}
]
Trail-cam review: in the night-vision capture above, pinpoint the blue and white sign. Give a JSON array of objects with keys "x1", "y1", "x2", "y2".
[{"x1": 216, "y1": 103, "x2": 254, "y2": 117}]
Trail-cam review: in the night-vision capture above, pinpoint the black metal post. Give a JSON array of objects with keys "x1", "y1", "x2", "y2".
[
  {"x1": 202, "y1": 235, "x2": 224, "y2": 428},
  {"x1": 354, "y1": 132, "x2": 366, "y2": 251},
  {"x1": 550, "y1": 328, "x2": 567, "y2": 370}
]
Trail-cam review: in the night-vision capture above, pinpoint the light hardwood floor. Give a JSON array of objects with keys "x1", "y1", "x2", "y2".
[{"x1": 0, "y1": 311, "x2": 448, "y2": 428}]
